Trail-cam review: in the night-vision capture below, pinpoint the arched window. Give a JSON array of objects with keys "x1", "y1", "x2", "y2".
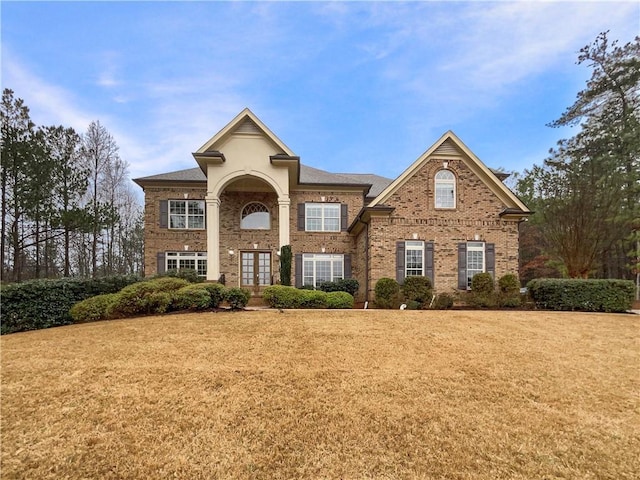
[
  {"x1": 435, "y1": 170, "x2": 456, "y2": 209},
  {"x1": 241, "y1": 202, "x2": 270, "y2": 230}
]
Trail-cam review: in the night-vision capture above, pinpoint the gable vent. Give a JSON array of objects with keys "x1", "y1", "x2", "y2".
[
  {"x1": 434, "y1": 139, "x2": 460, "y2": 156},
  {"x1": 236, "y1": 118, "x2": 261, "y2": 134}
]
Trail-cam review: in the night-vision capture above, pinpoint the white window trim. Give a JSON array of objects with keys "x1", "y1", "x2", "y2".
[
  {"x1": 466, "y1": 242, "x2": 485, "y2": 288},
  {"x1": 405, "y1": 240, "x2": 424, "y2": 277},
  {"x1": 302, "y1": 253, "x2": 344, "y2": 288},
  {"x1": 166, "y1": 251, "x2": 207, "y2": 277},
  {"x1": 305, "y1": 203, "x2": 341, "y2": 232},
  {"x1": 435, "y1": 169, "x2": 456, "y2": 209},
  {"x1": 168, "y1": 200, "x2": 205, "y2": 230}
]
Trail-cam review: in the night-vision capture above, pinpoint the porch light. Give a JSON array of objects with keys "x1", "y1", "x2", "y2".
[{"x1": 228, "y1": 249, "x2": 235, "y2": 256}]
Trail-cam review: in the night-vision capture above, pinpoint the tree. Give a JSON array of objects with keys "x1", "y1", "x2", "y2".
[{"x1": 517, "y1": 33, "x2": 639, "y2": 285}]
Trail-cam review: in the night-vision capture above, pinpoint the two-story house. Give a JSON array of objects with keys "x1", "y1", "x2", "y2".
[{"x1": 133, "y1": 108, "x2": 530, "y2": 302}]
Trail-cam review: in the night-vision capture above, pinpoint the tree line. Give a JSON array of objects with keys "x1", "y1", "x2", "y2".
[
  {"x1": 515, "y1": 32, "x2": 639, "y2": 298},
  {"x1": 1, "y1": 89, "x2": 144, "y2": 282}
]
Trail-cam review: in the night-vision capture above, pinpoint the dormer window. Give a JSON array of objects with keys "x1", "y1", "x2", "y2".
[{"x1": 435, "y1": 169, "x2": 456, "y2": 209}]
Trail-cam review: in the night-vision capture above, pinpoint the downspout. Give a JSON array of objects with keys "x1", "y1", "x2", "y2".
[{"x1": 365, "y1": 221, "x2": 370, "y2": 304}]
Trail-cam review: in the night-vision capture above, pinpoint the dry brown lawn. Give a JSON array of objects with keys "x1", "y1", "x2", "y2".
[{"x1": 1, "y1": 310, "x2": 639, "y2": 479}]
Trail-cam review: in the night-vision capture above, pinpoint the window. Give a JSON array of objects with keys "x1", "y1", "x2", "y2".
[
  {"x1": 305, "y1": 203, "x2": 340, "y2": 232},
  {"x1": 405, "y1": 241, "x2": 424, "y2": 277},
  {"x1": 241, "y1": 202, "x2": 270, "y2": 230},
  {"x1": 166, "y1": 252, "x2": 207, "y2": 277},
  {"x1": 302, "y1": 254, "x2": 344, "y2": 288},
  {"x1": 169, "y1": 200, "x2": 205, "y2": 229},
  {"x1": 466, "y1": 242, "x2": 485, "y2": 288},
  {"x1": 435, "y1": 170, "x2": 456, "y2": 209}
]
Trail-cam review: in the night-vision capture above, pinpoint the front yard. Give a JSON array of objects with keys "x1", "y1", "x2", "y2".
[{"x1": 1, "y1": 310, "x2": 638, "y2": 479}]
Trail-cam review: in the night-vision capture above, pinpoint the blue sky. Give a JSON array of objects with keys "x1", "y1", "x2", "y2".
[{"x1": 2, "y1": 1, "x2": 638, "y2": 184}]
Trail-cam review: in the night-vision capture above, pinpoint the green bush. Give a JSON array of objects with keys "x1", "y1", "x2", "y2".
[
  {"x1": 469, "y1": 273, "x2": 497, "y2": 308},
  {"x1": 107, "y1": 277, "x2": 189, "y2": 318},
  {"x1": 69, "y1": 293, "x2": 119, "y2": 323},
  {"x1": 433, "y1": 293, "x2": 454, "y2": 310},
  {"x1": 1, "y1": 275, "x2": 141, "y2": 334},
  {"x1": 161, "y1": 268, "x2": 203, "y2": 283},
  {"x1": 374, "y1": 277, "x2": 400, "y2": 309},
  {"x1": 280, "y1": 245, "x2": 292, "y2": 286},
  {"x1": 147, "y1": 291, "x2": 175, "y2": 314},
  {"x1": 263, "y1": 285, "x2": 302, "y2": 309},
  {"x1": 299, "y1": 289, "x2": 328, "y2": 308},
  {"x1": 199, "y1": 282, "x2": 226, "y2": 308},
  {"x1": 318, "y1": 278, "x2": 360, "y2": 297},
  {"x1": 326, "y1": 291, "x2": 354, "y2": 309},
  {"x1": 225, "y1": 288, "x2": 251, "y2": 310},
  {"x1": 498, "y1": 273, "x2": 521, "y2": 308},
  {"x1": 173, "y1": 284, "x2": 212, "y2": 311},
  {"x1": 527, "y1": 278, "x2": 634, "y2": 312},
  {"x1": 402, "y1": 276, "x2": 433, "y2": 309}
]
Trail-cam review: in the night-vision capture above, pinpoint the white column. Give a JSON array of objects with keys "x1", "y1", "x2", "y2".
[
  {"x1": 206, "y1": 196, "x2": 220, "y2": 281},
  {"x1": 278, "y1": 195, "x2": 290, "y2": 248}
]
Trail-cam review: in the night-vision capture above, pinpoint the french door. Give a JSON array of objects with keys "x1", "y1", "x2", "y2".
[{"x1": 241, "y1": 252, "x2": 271, "y2": 293}]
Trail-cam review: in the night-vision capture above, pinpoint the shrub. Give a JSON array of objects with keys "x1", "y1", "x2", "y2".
[
  {"x1": 527, "y1": 278, "x2": 634, "y2": 312},
  {"x1": 280, "y1": 245, "x2": 292, "y2": 286},
  {"x1": 1, "y1": 275, "x2": 141, "y2": 334},
  {"x1": 326, "y1": 291, "x2": 354, "y2": 309},
  {"x1": 263, "y1": 285, "x2": 302, "y2": 309},
  {"x1": 374, "y1": 278, "x2": 400, "y2": 309},
  {"x1": 200, "y1": 282, "x2": 226, "y2": 308},
  {"x1": 469, "y1": 273, "x2": 497, "y2": 308},
  {"x1": 173, "y1": 284, "x2": 212, "y2": 311},
  {"x1": 402, "y1": 276, "x2": 433, "y2": 309},
  {"x1": 147, "y1": 291, "x2": 175, "y2": 314},
  {"x1": 70, "y1": 293, "x2": 119, "y2": 323},
  {"x1": 107, "y1": 277, "x2": 189, "y2": 318},
  {"x1": 498, "y1": 273, "x2": 521, "y2": 308},
  {"x1": 318, "y1": 278, "x2": 359, "y2": 297},
  {"x1": 433, "y1": 293, "x2": 454, "y2": 310},
  {"x1": 162, "y1": 268, "x2": 203, "y2": 283},
  {"x1": 298, "y1": 290, "x2": 328, "y2": 308},
  {"x1": 225, "y1": 288, "x2": 251, "y2": 310}
]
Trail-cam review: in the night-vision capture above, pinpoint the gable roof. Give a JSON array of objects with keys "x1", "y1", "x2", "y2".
[
  {"x1": 367, "y1": 131, "x2": 530, "y2": 213},
  {"x1": 194, "y1": 108, "x2": 295, "y2": 156}
]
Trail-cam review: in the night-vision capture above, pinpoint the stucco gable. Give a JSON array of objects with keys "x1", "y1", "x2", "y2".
[{"x1": 368, "y1": 131, "x2": 530, "y2": 213}]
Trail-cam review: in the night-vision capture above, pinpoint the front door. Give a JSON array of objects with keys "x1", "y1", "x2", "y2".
[{"x1": 241, "y1": 251, "x2": 271, "y2": 294}]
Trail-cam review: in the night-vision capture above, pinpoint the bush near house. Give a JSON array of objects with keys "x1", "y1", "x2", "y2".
[
  {"x1": 527, "y1": 278, "x2": 634, "y2": 312},
  {"x1": 224, "y1": 288, "x2": 251, "y2": 310},
  {"x1": 374, "y1": 278, "x2": 401, "y2": 309},
  {"x1": 401, "y1": 276, "x2": 433, "y2": 309},
  {"x1": 498, "y1": 273, "x2": 521, "y2": 308},
  {"x1": 107, "y1": 277, "x2": 189, "y2": 318},
  {"x1": 433, "y1": 293, "x2": 455, "y2": 310},
  {"x1": 262, "y1": 285, "x2": 354, "y2": 309},
  {"x1": 318, "y1": 278, "x2": 359, "y2": 297},
  {"x1": 468, "y1": 272, "x2": 497, "y2": 308},
  {"x1": 326, "y1": 291, "x2": 354, "y2": 309},
  {"x1": 263, "y1": 285, "x2": 303, "y2": 309},
  {"x1": 1, "y1": 275, "x2": 141, "y2": 334}
]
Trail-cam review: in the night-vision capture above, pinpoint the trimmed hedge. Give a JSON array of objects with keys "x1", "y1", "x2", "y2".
[
  {"x1": 225, "y1": 288, "x2": 251, "y2": 310},
  {"x1": 107, "y1": 277, "x2": 189, "y2": 318},
  {"x1": 1, "y1": 275, "x2": 141, "y2": 334},
  {"x1": 527, "y1": 278, "x2": 634, "y2": 312},
  {"x1": 262, "y1": 285, "x2": 353, "y2": 309},
  {"x1": 401, "y1": 276, "x2": 433, "y2": 309},
  {"x1": 318, "y1": 278, "x2": 359, "y2": 297}
]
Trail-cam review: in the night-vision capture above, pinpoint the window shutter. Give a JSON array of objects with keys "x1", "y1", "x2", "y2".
[
  {"x1": 396, "y1": 241, "x2": 406, "y2": 284},
  {"x1": 341, "y1": 204, "x2": 348, "y2": 231},
  {"x1": 344, "y1": 254, "x2": 352, "y2": 278},
  {"x1": 486, "y1": 243, "x2": 495, "y2": 278},
  {"x1": 425, "y1": 242, "x2": 434, "y2": 287},
  {"x1": 295, "y1": 253, "x2": 303, "y2": 287},
  {"x1": 457, "y1": 243, "x2": 467, "y2": 290},
  {"x1": 159, "y1": 200, "x2": 168, "y2": 228},
  {"x1": 297, "y1": 204, "x2": 305, "y2": 231},
  {"x1": 157, "y1": 252, "x2": 166, "y2": 275}
]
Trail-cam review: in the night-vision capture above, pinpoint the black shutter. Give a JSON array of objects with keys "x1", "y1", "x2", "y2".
[
  {"x1": 159, "y1": 200, "x2": 168, "y2": 228},
  {"x1": 344, "y1": 254, "x2": 352, "y2": 278},
  {"x1": 157, "y1": 252, "x2": 166, "y2": 275},
  {"x1": 486, "y1": 243, "x2": 495, "y2": 278},
  {"x1": 457, "y1": 243, "x2": 467, "y2": 290},
  {"x1": 396, "y1": 241, "x2": 406, "y2": 284},
  {"x1": 341, "y1": 204, "x2": 348, "y2": 231},
  {"x1": 295, "y1": 253, "x2": 303, "y2": 287},
  {"x1": 425, "y1": 242, "x2": 434, "y2": 287},
  {"x1": 297, "y1": 204, "x2": 305, "y2": 231}
]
